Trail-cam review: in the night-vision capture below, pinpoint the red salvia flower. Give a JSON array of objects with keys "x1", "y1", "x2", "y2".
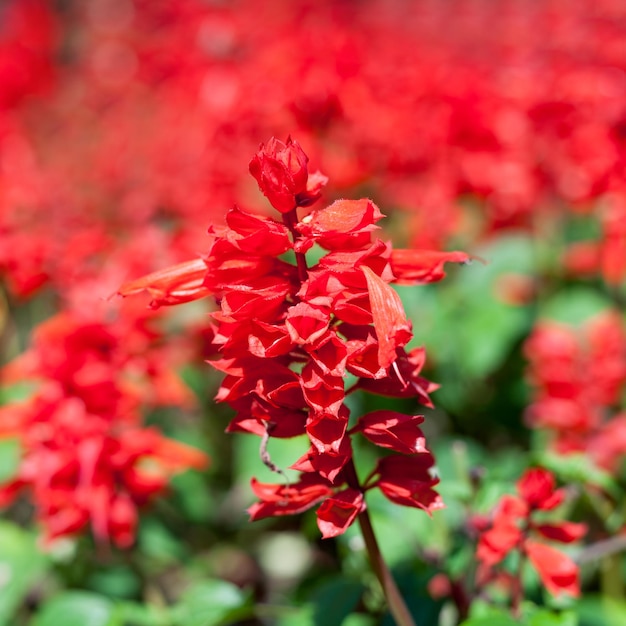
[
  {"x1": 476, "y1": 467, "x2": 585, "y2": 598},
  {"x1": 0, "y1": 309, "x2": 208, "y2": 547},
  {"x1": 120, "y1": 137, "x2": 470, "y2": 537}
]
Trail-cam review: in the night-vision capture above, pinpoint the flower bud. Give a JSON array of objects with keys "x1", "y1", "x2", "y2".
[{"x1": 249, "y1": 136, "x2": 312, "y2": 212}]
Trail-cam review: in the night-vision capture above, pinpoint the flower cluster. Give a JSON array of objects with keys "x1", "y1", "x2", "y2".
[
  {"x1": 524, "y1": 312, "x2": 626, "y2": 470},
  {"x1": 0, "y1": 310, "x2": 207, "y2": 547},
  {"x1": 476, "y1": 468, "x2": 586, "y2": 598},
  {"x1": 121, "y1": 137, "x2": 470, "y2": 537}
]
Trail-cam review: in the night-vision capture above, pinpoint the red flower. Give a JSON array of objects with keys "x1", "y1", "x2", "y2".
[
  {"x1": 316, "y1": 489, "x2": 364, "y2": 538},
  {"x1": 248, "y1": 474, "x2": 334, "y2": 520},
  {"x1": 121, "y1": 137, "x2": 468, "y2": 537},
  {"x1": 351, "y1": 410, "x2": 427, "y2": 455},
  {"x1": 249, "y1": 137, "x2": 326, "y2": 212},
  {"x1": 476, "y1": 468, "x2": 585, "y2": 598},
  {"x1": 118, "y1": 259, "x2": 211, "y2": 309},
  {"x1": 390, "y1": 249, "x2": 473, "y2": 285}
]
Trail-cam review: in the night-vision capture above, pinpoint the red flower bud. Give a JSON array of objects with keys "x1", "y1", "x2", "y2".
[{"x1": 249, "y1": 137, "x2": 311, "y2": 212}]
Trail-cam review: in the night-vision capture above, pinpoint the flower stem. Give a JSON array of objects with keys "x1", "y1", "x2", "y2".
[
  {"x1": 283, "y1": 208, "x2": 308, "y2": 282},
  {"x1": 345, "y1": 460, "x2": 417, "y2": 626}
]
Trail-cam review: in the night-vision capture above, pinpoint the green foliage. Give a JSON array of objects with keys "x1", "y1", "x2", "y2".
[
  {"x1": 0, "y1": 522, "x2": 48, "y2": 626},
  {"x1": 31, "y1": 592, "x2": 116, "y2": 626},
  {"x1": 170, "y1": 579, "x2": 254, "y2": 626},
  {"x1": 0, "y1": 438, "x2": 20, "y2": 483}
]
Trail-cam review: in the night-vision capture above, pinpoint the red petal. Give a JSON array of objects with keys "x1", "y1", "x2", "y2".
[
  {"x1": 118, "y1": 259, "x2": 210, "y2": 308},
  {"x1": 390, "y1": 249, "x2": 472, "y2": 284},
  {"x1": 525, "y1": 540, "x2": 580, "y2": 597},
  {"x1": 300, "y1": 198, "x2": 383, "y2": 236},
  {"x1": 248, "y1": 474, "x2": 333, "y2": 520},
  {"x1": 352, "y1": 410, "x2": 427, "y2": 454},
  {"x1": 317, "y1": 488, "x2": 364, "y2": 538},
  {"x1": 535, "y1": 522, "x2": 587, "y2": 544},
  {"x1": 361, "y1": 265, "x2": 412, "y2": 369}
]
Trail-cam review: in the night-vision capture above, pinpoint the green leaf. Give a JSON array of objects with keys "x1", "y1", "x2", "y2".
[
  {"x1": 540, "y1": 289, "x2": 611, "y2": 326},
  {"x1": 341, "y1": 614, "x2": 377, "y2": 626},
  {"x1": 0, "y1": 521, "x2": 48, "y2": 626},
  {"x1": 308, "y1": 577, "x2": 364, "y2": 626},
  {"x1": 137, "y1": 517, "x2": 188, "y2": 563},
  {"x1": 537, "y1": 452, "x2": 619, "y2": 496},
  {"x1": 86, "y1": 565, "x2": 141, "y2": 600},
  {"x1": 172, "y1": 579, "x2": 253, "y2": 626},
  {"x1": 234, "y1": 432, "x2": 309, "y2": 486},
  {"x1": 275, "y1": 605, "x2": 315, "y2": 626},
  {"x1": 0, "y1": 382, "x2": 37, "y2": 405},
  {"x1": 32, "y1": 592, "x2": 116, "y2": 626},
  {"x1": 576, "y1": 595, "x2": 626, "y2": 626},
  {"x1": 0, "y1": 438, "x2": 21, "y2": 483},
  {"x1": 116, "y1": 601, "x2": 170, "y2": 626},
  {"x1": 460, "y1": 616, "x2": 522, "y2": 626},
  {"x1": 529, "y1": 609, "x2": 577, "y2": 626}
]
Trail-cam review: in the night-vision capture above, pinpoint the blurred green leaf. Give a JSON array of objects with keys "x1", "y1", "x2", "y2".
[
  {"x1": 138, "y1": 517, "x2": 188, "y2": 563},
  {"x1": 540, "y1": 289, "x2": 611, "y2": 326},
  {"x1": 275, "y1": 605, "x2": 315, "y2": 626},
  {"x1": 528, "y1": 609, "x2": 577, "y2": 626},
  {"x1": 341, "y1": 614, "x2": 377, "y2": 626},
  {"x1": 0, "y1": 438, "x2": 20, "y2": 483},
  {"x1": 0, "y1": 382, "x2": 37, "y2": 405},
  {"x1": 308, "y1": 577, "x2": 364, "y2": 626},
  {"x1": 538, "y1": 453, "x2": 619, "y2": 496},
  {"x1": 460, "y1": 615, "x2": 521, "y2": 626},
  {"x1": 234, "y1": 432, "x2": 309, "y2": 486},
  {"x1": 31, "y1": 592, "x2": 117, "y2": 626},
  {"x1": 171, "y1": 579, "x2": 253, "y2": 626},
  {"x1": 576, "y1": 596, "x2": 626, "y2": 626},
  {"x1": 170, "y1": 472, "x2": 213, "y2": 523},
  {"x1": 86, "y1": 565, "x2": 141, "y2": 600},
  {"x1": 0, "y1": 521, "x2": 48, "y2": 626}
]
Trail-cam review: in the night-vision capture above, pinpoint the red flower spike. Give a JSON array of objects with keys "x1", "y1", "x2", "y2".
[
  {"x1": 352, "y1": 410, "x2": 428, "y2": 455},
  {"x1": 390, "y1": 249, "x2": 472, "y2": 285},
  {"x1": 525, "y1": 540, "x2": 580, "y2": 597},
  {"x1": 118, "y1": 259, "x2": 210, "y2": 309},
  {"x1": 316, "y1": 489, "x2": 365, "y2": 538},
  {"x1": 115, "y1": 136, "x2": 463, "y2": 537},
  {"x1": 361, "y1": 265, "x2": 412, "y2": 370}
]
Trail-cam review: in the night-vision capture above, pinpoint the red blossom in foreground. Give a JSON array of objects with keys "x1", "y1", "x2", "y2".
[
  {"x1": 476, "y1": 468, "x2": 585, "y2": 598},
  {"x1": 120, "y1": 137, "x2": 469, "y2": 538}
]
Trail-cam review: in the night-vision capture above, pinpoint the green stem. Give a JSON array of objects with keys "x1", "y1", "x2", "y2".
[{"x1": 345, "y1": 460, "x2": 417, "y2": 626}]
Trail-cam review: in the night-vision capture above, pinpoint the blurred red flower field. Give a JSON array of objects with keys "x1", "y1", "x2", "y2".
[{"x1": 0, "y1": 1, "x2": 625, "y2": 625}]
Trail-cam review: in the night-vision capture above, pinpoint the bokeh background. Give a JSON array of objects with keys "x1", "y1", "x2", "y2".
[{"x1": 0, "y1": 1, "x2": 625, "y2": 625}]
